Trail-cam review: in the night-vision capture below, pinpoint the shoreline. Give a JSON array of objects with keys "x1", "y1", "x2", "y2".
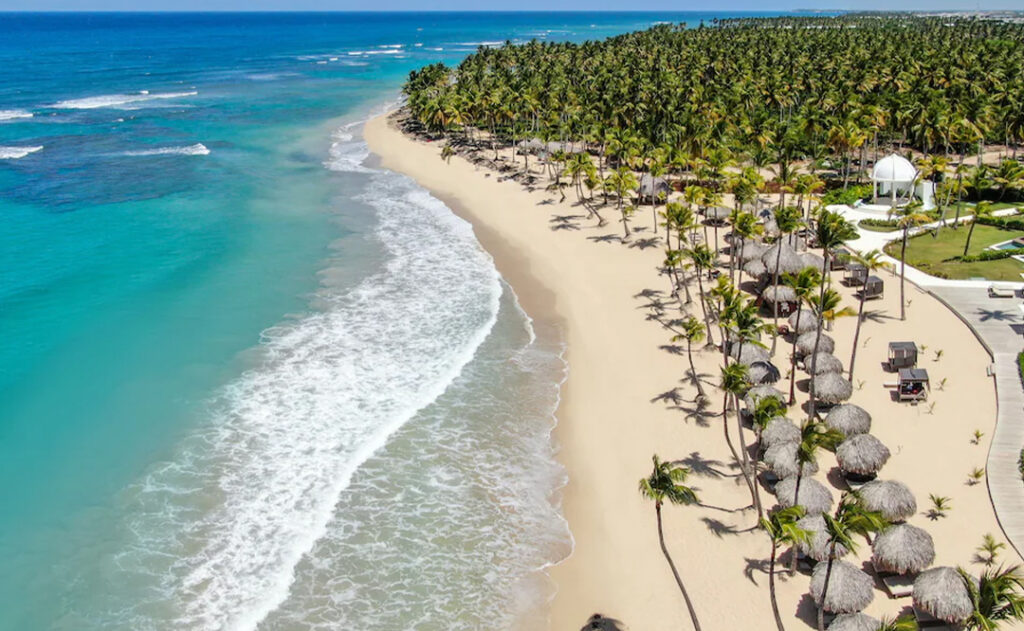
[{"x1": 364, "y1": 110, "x2": 1021, "y2": 630}]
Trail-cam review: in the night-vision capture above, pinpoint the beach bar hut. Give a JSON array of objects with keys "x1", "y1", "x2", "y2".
[
  {"x1": 888, "y1": 342, "x2": 918, "y2": 370},
  {"x1": 843, "y1": 263, "x2": 868, "y2": 286},
  {"x1": 898, "y1": 368, "x2": 930, "y2": 402},
  {"x1": 859, "y1": 276, "x2": 884, "y2": 300}
]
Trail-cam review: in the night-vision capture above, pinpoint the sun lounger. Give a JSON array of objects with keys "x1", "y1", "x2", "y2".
[
  {"x1": 914, "y1": 606, "x2": 953, "y2": 629},
  {"x1": 872, "y1": 560, "x2": 914, "y2": 598},
  {"x1": 989, "y1": 284, "x2": 1015, "y2": 298}
]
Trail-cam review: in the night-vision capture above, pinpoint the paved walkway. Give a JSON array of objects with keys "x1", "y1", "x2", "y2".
[{"x1": 832, "y1": 204, "x2": 1024, "y2": 557}]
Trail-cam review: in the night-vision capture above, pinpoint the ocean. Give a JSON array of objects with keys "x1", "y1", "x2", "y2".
[{"x1": 0, "y1": 12, "x2": 783, "y2": 630}]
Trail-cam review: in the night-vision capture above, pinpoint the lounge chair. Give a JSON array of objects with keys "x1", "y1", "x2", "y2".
[
  {"x1": 988, "y1": 284, "x2": 1015, "y2": 298},
  {"x1": 871, "y1": 559, "x2": 914, "y2": 598},
  {"x1": 913, "y1": 606, "x2": 953, "y2": 629}
]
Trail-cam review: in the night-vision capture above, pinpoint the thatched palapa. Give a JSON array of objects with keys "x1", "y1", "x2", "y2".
[
  {"x1": 805, "y1": 352, "x2": 843, "y2": 375},
  {"x1": 813, "y1": 372, "x2": 854, "y2": 405},
  {"x1": 638, "y1": 173, "x2": 671, "y2": 199},
  {"x1": 761, "y1": 242, "x2": 804, "y2": 276},
  {"x1": 730, "y1": 343, "x2": 771, "y2": 366},
  {"x1": 744, "y1": 384, "x2": 786, "y2": 410},
  {"x1": 762, "y1": 417, "x2": 800, "y2": 448},
  {"x1": 825, "y1": 404, "x2": 872, "y2": 437},
  {"x1": 836, "y1": 434, "x2": 890, "y2": 475},
  {"x1": 788, "y1": 310, "x2": 818, "y2": 334},
  {"x1": 775, "y1": 476, "x2": 832, "y2": 514},
  {"x1": 801, "y1": 251, "x2": 826, "y2": 272},
  {"x1": 827, "y1": 613, "x2": 880, "y2": 631},
  {"x1": 765, "y1": 442, "x2": 820, "y2": 480},
  {"x1": 705, "y1": 206, "x2": 731, "y2": 222},
  {"x1": 737, "y1": 240, "x2": 767, "y2": 263},
  {"x1": 797, "y1": 331, "x2": 835, "y2": 356},
  {"x1": 913, "y1": 567, "x2": 975, "y2": 624},
  {"x1": 743, "y1": 259, "x2": 768, "y2": 278},
  {"x1": 762, "y1": 284, "x2": 797, "y2": 304},
  {"x1": 748, "y1": 360, "x2": 781, "y2": 385},
  {"x1": 858, "y1": 479, "x2": 916, "y2": 522},
  {"x1": 810, "y1": 560, "x2": 875, "y2": 613},
  {"x1": 797, "y1": 513, "x2": 850, "y2": 562},
  {"x1": 872, "y1": 523, "x2": 935, "y2": 574}
]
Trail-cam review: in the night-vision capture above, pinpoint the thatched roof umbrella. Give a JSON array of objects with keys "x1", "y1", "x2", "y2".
[
  {"x1": 517, "y1": 137, "x2": 546, "y2": 153},
  {"x1": 765, "y1": 443, "x2": 820, "y2": 480},
  {"x1": 730, "y1": 343, "x2": 770, "y2": 366},
  {"x1": 545, "y1": 140, "x2": 584, "y2": 155},
  {"x1": 743, "y1": 259, "x2": 768, "y2": 278},
  {"x1": 837, "y1": 434, "x2": 890, "y2": 475},
  {"x1": 810, "y1": 560, "x2": 875, "y2": 613},
  {"x1": 638, "y1": 174, "x2": 671, "y2": 198},
  {"x1": 797, "y1": 514, "x2": 850, "y2": 561},
  {"x1": 762, "y1": 417, "x2": 800, "y2": 449},
  {"x1": 801, "y1": 251, "x2": 826, "y2": 272},
  {"x1": 748, "y1": 360, "x2": 781, "y2": 385},
  {"x1": 789, "y1": 310, "x2": 819, "y2": 334},
  {"x1": 705, "y1": 206, "x2": 731, "y2": 223},
  {"x1": 825, "y1": 404, "x2": 872, "y2": 437},
  {"x1": 913, "y1": 567, "x2": 975, "y2": 624},
  {"x1": 762, "y1": 242, "x2": 804, "y2": 276},
  {"x1": 858, "y1": 479, "x2": 916, "y2": 522},
  {"x1": 828, "y1": 613, "x2": 880, "y2": 631},
  {"x1": 805, "y1": 352, "x2": 844, "y2": 375},
  {"x1": 763, "y1": 217, "x2": 780, "y2": 238},
  {"x1": 814, "y1": 372, "x2": 854, "y2": 405},
  {"x1": 744, "y1": 384, "x2": 787, "y2": 410},
  {"x1": 797, "y1": 331, "x2": 835, "y2": 356},
  {"x1": 776, "y1": 476, "x2": 832, "y2": 514},
  {"x1": 873, "y1": 523, "x2": 935, "y2": 574},
  {"x1": 762, "y1": 284, "x2": 797, "y2": 305},
  {"x1": 737, "y1": 240, "x2": 767, "y2": 262}
]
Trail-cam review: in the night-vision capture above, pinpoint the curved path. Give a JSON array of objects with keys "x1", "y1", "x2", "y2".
[{"x1": 834, "y1": 204, "x2": 1024, "y2": 557}]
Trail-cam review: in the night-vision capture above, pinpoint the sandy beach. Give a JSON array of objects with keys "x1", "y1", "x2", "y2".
[{"x1": 365, "y1": 111, "x2": 1020, "y2": 630}]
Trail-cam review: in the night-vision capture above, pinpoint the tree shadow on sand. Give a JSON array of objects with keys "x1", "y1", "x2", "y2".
[
  {"x1": 627, "y1": 237, "x2": 661, "y2": 250},
  {"x1": 743, "y1": 557, "x2": 771, "y2": 586},
  {"x1": 579, "y1": 613, "x2": 629, "y2": 631}
]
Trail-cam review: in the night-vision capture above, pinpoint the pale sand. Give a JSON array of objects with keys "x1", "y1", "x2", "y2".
[{"x1": 365, "y1": 112, "x2": 1020, "y2": 630}]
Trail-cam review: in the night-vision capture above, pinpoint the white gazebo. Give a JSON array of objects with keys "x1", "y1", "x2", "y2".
[{"x1": 871, "y1": 154, "x2": 917, "y2": 206}]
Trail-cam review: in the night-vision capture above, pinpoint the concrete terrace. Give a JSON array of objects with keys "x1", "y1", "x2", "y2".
[{"x1": 833, "y1": 204, "x2": 1024, "y2": 557}]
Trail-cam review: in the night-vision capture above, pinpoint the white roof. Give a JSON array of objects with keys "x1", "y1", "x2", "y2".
[{"x1": 871, "y1": 154, "x2": 917, "y2": 182}]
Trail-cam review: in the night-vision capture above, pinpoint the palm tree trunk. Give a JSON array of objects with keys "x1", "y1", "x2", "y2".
[
  {"x1": 808, "y1": 255, "x2": 830, "y2": 418},
  {"x1": 788, "y1": 302, "x2": 802, "y2": 405},
  {"x1": 655, "y1": 504, "x2": 703, "y2": 631},
  {"x1": 734, "y1": 391, "x2": 764, "y2": 520},
  {"x1": 817, "y1": 546, "x2": 837, "y2": 631},
  {"x1": 848, "y1": 288, "x2": 868, "y2": 382},
  {"x1": 687, "y1": 341, "x2": 706, "y2": 400},
  {"x1": 900, "y1": 228, "x2": 909, "y2": 321},
  {"x1": 696, "y1": 273, "x2": 715, "y2": 348},
  {"x1": 771, "y1": 243, "x2": 783, "y2": 353},
  {"x1": 963, "y1": 220, "x2": 977, "y2": 257},
  {"x1": 769, "y1": 541, "x2": 787, "y2": 631}
]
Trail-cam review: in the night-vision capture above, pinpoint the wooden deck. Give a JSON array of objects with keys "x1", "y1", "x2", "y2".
[{"x1": 929, "y1": 286, "x2": 1024, "y2": 558}]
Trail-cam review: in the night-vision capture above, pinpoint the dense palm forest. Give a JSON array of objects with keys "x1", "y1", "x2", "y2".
[{"x1": 404, "y1": 15, "x2": 1024, "y2": 189}]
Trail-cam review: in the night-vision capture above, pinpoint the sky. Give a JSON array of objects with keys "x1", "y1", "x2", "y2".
[{"x1": 0, "y1": 1, "x2": 1021, "y2": 11}]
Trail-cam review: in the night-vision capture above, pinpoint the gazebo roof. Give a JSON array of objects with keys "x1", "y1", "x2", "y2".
[
  {"x1": 899, "y1": 368, "x2": 930, "y2": 382},
  {"x1": 889, "y1": 341, "x2": 918, "y2": 352},
  {"x1": 872, "y1": 154, "x2": 917, "y2": 183}
]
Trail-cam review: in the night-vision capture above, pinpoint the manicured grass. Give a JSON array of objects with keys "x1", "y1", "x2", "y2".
[
  {"x1": 883, "y1": 223, "x2": 1024, "y2": 281},
  {"x1": 858, "y1": 221, "x2": 899, "y2": 233}
]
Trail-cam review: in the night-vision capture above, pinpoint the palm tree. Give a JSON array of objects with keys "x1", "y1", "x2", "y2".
[
  {"x1": 784, "y1": 267, "x2": 822, "y2": 405},
  {"x1": 876, "y1": 614, "x2": 920, "y2": 631},
  {"x1": 687, "y1": 244, "x2": 717, "y2": 347},
  {"x1": 786, "y1": 420, "x2": 843, "y2": 577},
  {"x1": 960, "y1": 565, "x2": 1024, "y2": 631},
  {"x1": 762, "y1": 506, "x2": 810, "y2": 631},
  {"x1": 607, "y1": 166, "x2": 639, "y2": 239},
  {"x1": 816, "y1": 494, "x2": 888, "y2": 631},
  {"x1": 889, "y1": 203, "x2": 931, "y2": 321},
  {"x1": 638, "y1": 455, "x2": 703, "y2": 631},
  {"x1": 847, "y1": 250, "x2": 891, "y2": 382},
  {"x1": 963, "y1": 201, "x2": 994, "y2": 257},
  {"x1": 807, "y1": 288, "x2": 855, "y2": 414},
  {"x1": 771, "y1": 205, "x2": 804, "y2": 352},
  {"x1": 672, "y1": 316, "x2": 707, "y2": 401},
  {"x1": 720, "y1": 361, "x2": 763, "y2": 519}
]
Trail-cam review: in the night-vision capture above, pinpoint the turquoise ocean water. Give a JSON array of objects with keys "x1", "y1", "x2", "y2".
[{"x1": 0, "y1": 12, "x2": 783, "y2": 629}]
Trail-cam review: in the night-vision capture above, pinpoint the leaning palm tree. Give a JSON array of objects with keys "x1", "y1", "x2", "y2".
[
  {"x1": 639, "y1": 455, "x2": 703, "y2": 631},
  {"x1": 877, "y1": 614, "x2": 919, "y2": 631},
  {"x1": 847, "y1": 250, "x2": 891, "y2": 381},
  {"x1": 771, "y1": 205, "x2": 804, "y2": 353},
  {"x1": 607, "y1": 166, "x2": 639, "y2": 239},
  {"x1": 807, "y1": 287, "x2": 854, "y2": 416},
  {"x1": 788, "y1": 418, "x2": 844, "y2": 574},
  {"x1": 783, "y1": 267, "x2": 822, "y2": 404},
  {"x1": 960, "y1": 565, "x2": 1024, "y2": 631},
  {"x1": 672, "y1": 316, "x2": 707, "y2": 401},
  {"x1": 962, "y1": 201, "x2": 994, "y2": 258},
  {"x1": 816, "y1": 493, "x2": 888, "y2": 631},
  {"x1": 721, "y1": 361, "x2": 763, "y2": 519},
  {"x1": 889, "y1": 203, "x2": 930, "y2": 321},
  {"x1": 687, "y1": 244, "x2": 718, "y2": 347},
  {"x1": 762, "y1": 506, "x2": 811, "y2": 631}
]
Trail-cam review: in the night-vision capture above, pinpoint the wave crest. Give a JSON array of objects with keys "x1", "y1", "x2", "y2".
[
  {"x1": 50, "y1": 91, "x2": 198, "y2": 110},
  {"x1": 124, "y1": 143, "x2": 210, "y2": 157},
  {"x1": 0, "y1": 145, "x2": 43, "y2": 160}
]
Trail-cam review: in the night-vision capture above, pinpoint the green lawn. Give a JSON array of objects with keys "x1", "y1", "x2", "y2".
[
  {"x1": 883, "y1": 224, "x2": 1024, "y2": 281},
  {"x1": 858, "y1": 221, "x2": 900, "y2": 233}
]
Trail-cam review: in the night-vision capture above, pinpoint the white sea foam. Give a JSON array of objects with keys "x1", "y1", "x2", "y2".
[
  {"x1": 453, "y1": 40, "x2": 505, "y2": 47},
  {"x1": 0, "y1": 145, "x2": 42, "y2": 159},
  {"x1": 0, "y1": 109, "x2": 33, "y2": 121},
  {"x1": 123, "y1": 143, "x2": 210, "y2": 157},
  {"x1": 346, "y1": 49, "x2": 403, "y2": 56},
  {"x1": 103, "y1": 129, "x2": 505, "y2": 631},
  {"x1": 50, "y1": 91, "x2": 198, "y2": 110}
]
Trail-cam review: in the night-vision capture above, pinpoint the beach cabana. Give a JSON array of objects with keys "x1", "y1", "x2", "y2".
[
  {"x1": 913, "y1": 567, "x2": 975, "y2": 626},
  {"x1": 748, "y1": 360, "x2": 782, "y2": 385},
  {"x1": 843, "y1": 263, "x2": 868, "y2": 287},
  {"x1": 872, "y1": 154, "x2": 918, "y2": 206},
  {"x1": 637, "y1": 174, "x2": 671, "y2": 201},
  {"x1": 858, "y1": 479, "x2": 916, "y2": 523},
  {"x1": 798, "y1": 513, "x2": 850, "y2": 562},
  {"x1": 798, "y1": 332, "x2": 834, "y2": 357},
  {"x1": 813, "y1": 372, "x2": 854, "y2": 406},
  {"x1": 859, "y1": 276, "x2": 884, "y2": 300},
  {"x1": 775, "y1": 476, "x2": 832, "y2": 515},
  {"x1": 744, "y1": 384, "x2": 787, "y2": 410},
  {"x1": 825, "y1": 404, "x2": 871, "y2": 437},
  {"x1": 704, "y1": 206, "x2": 731, "y2": 224},
  {"x1": 897, "y1": 368, "x2": 930, "y2": 402},
  {"x1": 761, "y1": 242, "x2": 804, "y2": 277},
  {"x1": 888, "y1": 342, "x2": 918, "y2": 369},
  {"x1": 764, "y1": 443, "x2": 819, "y2": 481},
  {"x1": 828, "y1": 613, "x2": 880, "y2": 631},
  {"x1": 761, "y1": 285, "x2": 798, "y2": 316},
  {"x1": 830, "y1": 247, "x2": 853, "y2": 271},
  {"x1": 788, "y1": 310, "x2": 819, "y2": 335},
  {"x1": 805, "y1": 352, "x2": 843, "y2": 376},
  {"x1": 810, "y1": 560, "x2": 875, "y2": 614},
  {"x1": 836, "y1": 434, "x2": 890, "y2": 483},
  {"x1": 762, "y1": 417, "x2": 800, "y2": 449}
]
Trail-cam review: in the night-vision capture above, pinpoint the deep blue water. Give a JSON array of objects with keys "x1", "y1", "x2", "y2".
[{"x1": 0, "y1": 12, "x2": 787, "y2": 630}]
